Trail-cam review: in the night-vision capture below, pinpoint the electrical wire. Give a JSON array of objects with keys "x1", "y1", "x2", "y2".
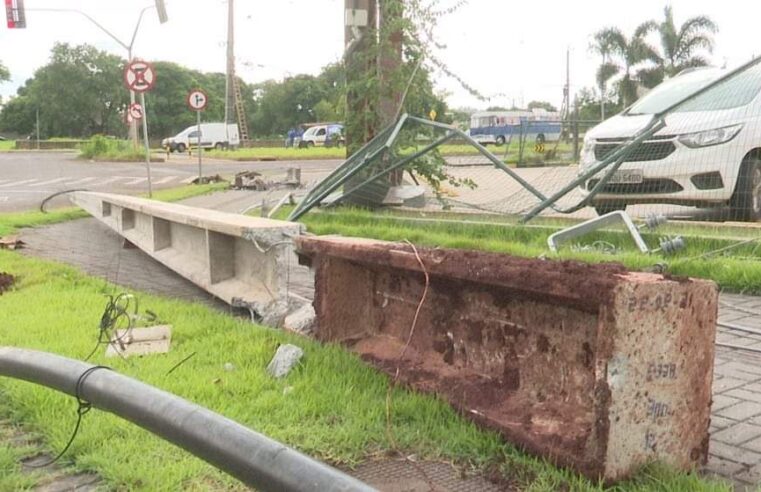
[
  {"x1": 24, "y1": 366, "x2": 110, "y2": 468},
  {"x1": 39, "y1": 189, "x2": 91, "y2": 213}
]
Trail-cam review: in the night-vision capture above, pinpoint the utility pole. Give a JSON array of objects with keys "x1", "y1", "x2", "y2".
[
  {"x1": 344, "y1": 0, "x2": 376, "y2": 156},
  {"x1": 224, "y1": 0, "x2": 235, "y2": 129},
  {"x1": 223, "y1": 0, "x2": 249, "y2": 146},
  {"x1": 562, "y1": 47, "x2": 571, "y2": 143},
  {"x1": 378, "y1": 0, "x2": 403, "y2": 187}
]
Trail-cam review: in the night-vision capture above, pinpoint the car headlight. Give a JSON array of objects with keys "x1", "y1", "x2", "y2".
[{"x1": 678, "y1": 124, "x2": 743, "y2": 148}]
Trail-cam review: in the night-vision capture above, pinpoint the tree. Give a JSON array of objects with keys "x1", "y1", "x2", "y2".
[
  {"x1": 0, "y1": 61, "x2": 9, "y2": 83},
  {"x1": 527, "y1": 101, "x2": 557, "y2": 112},
  {"x1": 655, "y1": 6, "x2": 717, "y2": 78},
  {"x1": 592, "y1": 23, "x2": 660, "y2": 107},
  {"x1": 0, "y1": 43, "x2": 127, "y2": 137}
]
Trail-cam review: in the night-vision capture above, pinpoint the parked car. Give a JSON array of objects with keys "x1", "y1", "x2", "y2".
[
  {"x1": 161, "y1": 123, "x2": 240, "y2": 152},
  {"x1": 296, "y1": 124, "x2": 344, "y2": 148},
  {"x1": 580, "y1": 64, "x2": 761, "y2": 220}
]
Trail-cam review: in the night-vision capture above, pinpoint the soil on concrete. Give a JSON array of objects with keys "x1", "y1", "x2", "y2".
[{"x1": 0, "y1": 272, "x2": 15, "y2": 295}]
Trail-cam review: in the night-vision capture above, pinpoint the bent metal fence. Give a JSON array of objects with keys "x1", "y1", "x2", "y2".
[{"x1": 290, "y1": 55, "x2": 761, "y2": 225}]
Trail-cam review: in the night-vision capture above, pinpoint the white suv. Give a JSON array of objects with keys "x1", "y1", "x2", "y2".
[{"x1": 580, "y1": 64, "x2": 761, "y2": 220}]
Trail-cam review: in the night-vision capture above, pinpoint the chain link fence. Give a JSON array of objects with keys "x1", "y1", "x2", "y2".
[{"x1": 291, "y1": 57, "x2": 761, "y2": 227}]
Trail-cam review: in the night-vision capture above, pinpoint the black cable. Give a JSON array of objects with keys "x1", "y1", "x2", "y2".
[
  {"x1": 84, "y1": 294, "x2": 136, "y2": 362},
  {"x1": 39, "y1": 189, "x2": 91, "y2": 213},
  {"x1": 165, "y1": 352, "x2": 197, "y2": 376},
  {"x1": 24, "y1": 365, "x2": 110, "y2": 469}
]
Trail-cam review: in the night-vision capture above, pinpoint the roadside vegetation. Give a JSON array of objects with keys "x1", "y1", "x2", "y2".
[
  {"x1": 0, "y1": 140, "x2": 14, "y2": 151},
  {"x1": 290, "y1": 207, "x2": 761, "y2": 294},
  {"x1": 206, "y1": 141, "x2": 576, "y2": 165},
  {"x1": 0, "y1": 245, "x2": 730, "y2": 491},
  {"x1": 78, "y1": 135, "x2": 157, "y2": 162}
]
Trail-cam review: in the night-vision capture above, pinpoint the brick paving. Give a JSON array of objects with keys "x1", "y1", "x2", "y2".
[{"x1": 9, "y1": 190, "x2": 761, "y2": 490}]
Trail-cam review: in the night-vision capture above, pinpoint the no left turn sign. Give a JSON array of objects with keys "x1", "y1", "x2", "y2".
[
  {"x1": 128, "y1": 103, "x2": 144, "y2": 121},
  {"x1": 187, "y1": 89, "x2": 208, "y2": 111},
  {"x1": 124, "y1": 60, "x2": 156, "y2": 93}
]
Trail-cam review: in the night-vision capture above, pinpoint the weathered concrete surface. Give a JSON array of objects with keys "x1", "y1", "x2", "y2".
[
  {"x1": 296, "y1": 236, "x2": 718, "y2": 482},
  {"x1": 71, "y1": 192, "x2": 304, "y2": 325}
]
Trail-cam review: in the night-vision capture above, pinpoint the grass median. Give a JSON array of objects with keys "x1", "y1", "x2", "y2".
[
  {"x1": 205, "y1": 142, "x2": 576, "y2": 164},
  {"x1": 291, "y1": 207, "x2": 761, "y2": 294},
  {"x1": 0, "y1": 249, "x2": 729, "y2": 491},
  {"x1": 0, "y1": 190, "x2": 730, "y2": 490}
]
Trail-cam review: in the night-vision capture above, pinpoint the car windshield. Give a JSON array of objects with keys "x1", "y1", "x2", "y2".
[
  {"x1": 627, "y1": 64, "x2": 761, "y2": 115},
  {"x1": 626, "y1": 69, "x2": 720, "y2": 115}
]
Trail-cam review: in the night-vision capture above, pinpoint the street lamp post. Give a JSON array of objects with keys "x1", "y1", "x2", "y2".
[{"x1": 28, "y1": 5, "x2": 160, "y2": 146}]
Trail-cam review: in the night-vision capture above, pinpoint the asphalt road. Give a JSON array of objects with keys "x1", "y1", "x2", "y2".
[
  {"x1": 0, "y1": 151, "x2": 731, "y2": 222},
  {"x1": 0, "y1": 151, "x2": 342, "y2": 212}
]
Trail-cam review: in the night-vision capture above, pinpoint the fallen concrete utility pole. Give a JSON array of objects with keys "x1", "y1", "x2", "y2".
[
  {"x1": 70, "y1": 192, "x2": 303, "y2": 326},
  {"x1": 295, "y1": 236, "x2": 718, "y2": 482},
  {"x1": 0, "y1": 347, "x2": 375, "y2": 492}
]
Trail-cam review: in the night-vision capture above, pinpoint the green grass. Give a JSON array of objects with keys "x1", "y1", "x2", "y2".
[
  {"x1": 78, "y1": 136, "x2": 148, "y2": 162},
  {"x1": 0, "y1": 183, "x2": 228, "y2": 238},
  {"x1": 290, "y1": 207, "x2": 761, "y2": 294},
  {"x1": 0, "y1": 140, "x2": 15, "y2": 151},
  {"x1": 0, "y1": 250, "x2": 730, "y2": 491},
  {"x1": 205, "y1": 142, "x2": 576, "y2": 164}
]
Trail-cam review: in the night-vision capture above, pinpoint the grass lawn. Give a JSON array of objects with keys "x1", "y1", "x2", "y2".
[
  {"x1": 0, "y1": 191, "x2": 729, "y2": 490},
  {"x1": 0, "y1": 140, "x2": 15, "y2": 151},
  {"x1": 290, "y1": 207, "x2": 761, "y2": 294},
  {"x1": 205, "y1": 142, "x2": 576, "y2": 165},
  {"x1": 0, "y1": 250, "x2": 729, "y2": 491}
]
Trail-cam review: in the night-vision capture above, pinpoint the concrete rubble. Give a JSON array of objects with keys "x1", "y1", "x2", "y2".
[
  {"x1": 70, "y1": 192, "x2": 304, "y2": 327},
  {"x1": 295, "y1": 235, "x2": 718, "y2": 482},
  {"x1": 267, "y1": 344, "x2": 304, "y2": 379},
  {"x1": 284, "y1": 303, "x2": 316, "y2": 335}
]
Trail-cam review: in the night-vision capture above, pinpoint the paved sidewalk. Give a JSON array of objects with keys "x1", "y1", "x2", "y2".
[{"x1": 11, "y1": 190, "x2": 761, "y2": 490}]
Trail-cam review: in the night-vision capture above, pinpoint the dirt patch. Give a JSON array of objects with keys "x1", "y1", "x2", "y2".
[{"x1": 0, "y1": 272, "x2": 14, "y2": 294}]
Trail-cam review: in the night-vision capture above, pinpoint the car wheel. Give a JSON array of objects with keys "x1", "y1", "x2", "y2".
[
  {"x1": 177, "y1": 143, "x2": 187, "y2": 153},
  {"x1": 730, "y1": 157, "x2": 761, "y2": 221},
  {"x1": 495, "y1": 136, "x2": 506, "y2": 146},
  {"x1": 214, "y1": 142, "x2": 224, "y2": 150},
  {"x1": 536, "y1": 134, "x2": 546, "y2": 144},
  {"x1": 593, "y1": 203, "x2": 627, "y2": 216},
  {"x1": 306, "y1": 141, "x2": 314, "y2": 148}
]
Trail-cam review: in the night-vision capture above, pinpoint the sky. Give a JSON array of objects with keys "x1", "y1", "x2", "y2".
[{"x1": 1, "y1": 0, "x2": 759, "y2": 111}]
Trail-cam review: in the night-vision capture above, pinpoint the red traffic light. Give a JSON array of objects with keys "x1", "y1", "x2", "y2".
[{"x1": 5, "y1": 0, "x2": 26, "y2": 29}]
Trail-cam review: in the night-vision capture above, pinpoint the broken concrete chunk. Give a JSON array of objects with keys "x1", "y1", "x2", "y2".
[
  {"x1": 266, "y1": 344, "x2": 304, "y2": 379},
  {"x1": 295, "y1": 235, "x2": 718, "y2": 482},
  {"x1": 284, "y1": 303, "x2": 316, "y2": 335},
  {"x1": 0, "y1": 235, "x2": 25, "y2": 250},
  {"x1": 105, "y1": 325, "x2": 172, "y2": 359}
]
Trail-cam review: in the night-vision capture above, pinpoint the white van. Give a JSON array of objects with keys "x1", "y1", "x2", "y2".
[
  {"x1": 162, "y1": 123, "x2": 240, "y2": 152},
  {"x1": 580, "y1": 64, "x2": 761, "y2": 220},
  {"x1": 296, "y1": 124, "x2": 344, "y2": 148}
]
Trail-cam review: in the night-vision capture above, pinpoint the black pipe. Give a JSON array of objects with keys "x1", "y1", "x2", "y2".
[{"x1": 0, "y1": 347, "x2": 375, "y2": 492}]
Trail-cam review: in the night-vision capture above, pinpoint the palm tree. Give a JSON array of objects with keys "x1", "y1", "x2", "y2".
[
  {"x1": 592, "y1": 22, "x2": 660, "y2": 108},
  {"x1": 656, "y1": 6, "x2": 718, "y2": 77}
]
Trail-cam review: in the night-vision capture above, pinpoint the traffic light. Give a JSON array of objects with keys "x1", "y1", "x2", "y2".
[
  {"x1": 155, "y1": 0, "x2": 168, "y2": 24},
  {"x1": 5, "y1": 0, "x2": 26, "y2": 28}
]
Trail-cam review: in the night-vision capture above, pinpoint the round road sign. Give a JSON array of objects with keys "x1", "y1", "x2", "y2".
[
  {"x1": 128, "y1": 103, "x2": 144, "y2": 121},
  {"x1": 124, "y1": 60, "x2": 156, "y2": 93},
  {"x1": 187, "y1": 89, "x2": 208, "y2": 111}
]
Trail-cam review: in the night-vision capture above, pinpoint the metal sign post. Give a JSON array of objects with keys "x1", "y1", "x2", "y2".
[
  {"x1": 139, "y1": 92, "x2": 153, "y2": 197},
  {"x1": 187, "y1": 89, "x2": 208, "y2": 181},
  {"x1": 124, "y1": 60, "x2": 157, "y2": 197}
]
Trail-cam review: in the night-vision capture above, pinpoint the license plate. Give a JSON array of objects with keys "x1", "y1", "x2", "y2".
[{"x1": 608, "y1": 169, "x2": 643, "y2": 184}]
